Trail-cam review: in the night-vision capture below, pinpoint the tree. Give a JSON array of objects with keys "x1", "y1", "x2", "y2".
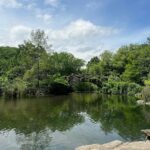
[
  {"x1": 30, "y1": 29, "x2": 51, "y2": 51},
  {"x1": 47, "y1": 52, "x2": 84, "y2": 76},
  {"x1": 30, "y1": 29, "x2": 51, "y2": 90},
  {"x1": 113, "y1": 46, "x2": 130, "y2": 74},
  {"x1": 0, "y1": 46, "x2": 19, "y2": 76},
  {"x1": 120, "y1": 44, "x2": 150, "y2": 84},
  {"x1": 99, "y1": 50, "x2": 113, "y2": 76},
  {"x1": 87, "y1": 56, "x2": 100, "y2": 67}
]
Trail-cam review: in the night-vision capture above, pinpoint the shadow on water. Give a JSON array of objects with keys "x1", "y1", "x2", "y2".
[{"x1": 0, "y1": 93, "x2": 150, "y2": 150}]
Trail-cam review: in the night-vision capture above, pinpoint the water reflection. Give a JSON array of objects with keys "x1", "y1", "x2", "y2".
[{"x1": 0, "y1": 93, "x2": 150, "y2": 150}]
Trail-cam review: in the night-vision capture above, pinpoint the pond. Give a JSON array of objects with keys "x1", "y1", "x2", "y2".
[{"x1": 0, "y1": 93, "x2": 150, "y2": 150}]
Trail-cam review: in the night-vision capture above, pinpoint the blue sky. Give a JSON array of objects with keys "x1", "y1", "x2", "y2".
[{"x1": 0, "y1": 0, "x2": 150, "y2": 60}]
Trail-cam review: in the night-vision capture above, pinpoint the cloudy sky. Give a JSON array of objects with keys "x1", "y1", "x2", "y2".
[{"x1": 0, "y1": 0, "x2": 150, "y2": 60}]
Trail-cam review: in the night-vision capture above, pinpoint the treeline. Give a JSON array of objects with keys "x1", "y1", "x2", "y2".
[
  {"x1": 87, "y1": 43, "x2": 150, "y2": 97},
  {"x1": 0, "y1": 29, "x2": 150, "y2": 98}
]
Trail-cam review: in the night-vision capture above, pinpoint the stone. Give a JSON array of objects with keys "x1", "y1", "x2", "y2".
[
  {"x1": 102, "y1": 140, "x2": 123, "y2": 149},
  {"x1": 141, "y1": 129, "x2": 150, "y2": 135},
  {"x1": 76, "y1": 144, "x2": 100, "y2": 150},
  {"x1": 75, "y1": 140, "x2": 150, "y2": 150},
  {"x1": 136, "y1": 100, "x2": 150, "y2": 106},
  {"x1": 137, "y1": 100, "x2": 145, "y2": 105},
  {"x1": 115, "y1": 141, "x2": 150, "y2": 150},
  {"x1": 145, "y1": 102, "x2": 150, "y2": 106}
]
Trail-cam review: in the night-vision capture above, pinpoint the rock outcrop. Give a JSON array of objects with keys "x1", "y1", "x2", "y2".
[{"x1": 75, "y1": 140, "x2": 150, "y2": 150}]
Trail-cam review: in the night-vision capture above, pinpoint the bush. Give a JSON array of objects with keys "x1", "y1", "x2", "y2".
[
  {"x1": 89, "y1": 77, "x2": 102, "y2": 87},
  {"x1": 101, "y1": 81, "x2": 141, "y2": 95},
  {"x1": 101, "y1": 83, "x2": 112, "y2": 94},
  {"x1": 54, "y1": 77, "x2": 68, "y2": 86},
  {"x1": 144, "y1": 79, "x2": 150, "y2": 86},
  {"x1": 127, "y1": 83, "x2": 142, "y2": 95},
  {"x1": 3, "y1": 78, "x2": 27, "y2": 98},
  {"x1": 74, "y1": 82, "x2": 98, "y2": 92}
]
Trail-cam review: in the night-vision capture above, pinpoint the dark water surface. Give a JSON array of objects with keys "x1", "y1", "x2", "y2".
[{"x1": 0, "y1": 93, "x2": 150, "y2": 150}]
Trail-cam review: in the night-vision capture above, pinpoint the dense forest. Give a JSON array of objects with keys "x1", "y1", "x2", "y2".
[{"x1": 0, "y1": 30, "x2": 150, "y2": 100}]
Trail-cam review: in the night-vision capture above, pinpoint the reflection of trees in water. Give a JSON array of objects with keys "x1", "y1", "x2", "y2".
[
  {"x1": 0, "y1": 93, "x2": 150, "y2": 142},
  {"x1": 0, "y1": 96, "x2": 84, "y2": 134},
  {"x1": 79, "y1": 95, "x2": 150, "y2": 141},
  {"x1": 141, "y1": 106, "x2": 150, "y2": 122},
  {"x1": 16, "y1": 128, "x2": 52, "y2": 150}
]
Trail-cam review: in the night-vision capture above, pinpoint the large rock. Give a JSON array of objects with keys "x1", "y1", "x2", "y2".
[
  {"x1": 141, "y1": 129, "x2": 150, "y2": 134},
  {"x1": 137, "y1": 100, "x2": 150, "y2": 106},
  {"x1": 137, "y1": 100, "x2": 145, "y2": 105},
  {"x1": 75, "y1": 140, "x2": 150, "y2": 150},
  {"x1": 145, "y1": 102, "x2": 150, "y2": 106}
]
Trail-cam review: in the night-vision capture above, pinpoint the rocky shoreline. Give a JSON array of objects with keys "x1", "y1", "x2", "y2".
[{"x1": 75, "y1": 140, "x2": 150, "y2": 150}]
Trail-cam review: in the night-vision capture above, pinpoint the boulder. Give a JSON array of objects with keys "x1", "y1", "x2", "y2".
[
  {"x1": 137, "y1": 100, "x2": 150, "y2": 106},
  {"x1": 137, "y1": 100, "x2": 145, "y2": 105},
  {"x1": 75, "y1": 140, "x2": 150, "y2": 150}
]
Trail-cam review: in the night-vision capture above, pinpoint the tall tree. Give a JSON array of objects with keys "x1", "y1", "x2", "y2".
[{"x1": 30, "y1": 29, "x2": 51, "y2": 89}]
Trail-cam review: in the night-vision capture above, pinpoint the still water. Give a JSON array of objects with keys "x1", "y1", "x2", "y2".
[{"x1": 0, "y1": 93, "x2": 150, "y2": 150}]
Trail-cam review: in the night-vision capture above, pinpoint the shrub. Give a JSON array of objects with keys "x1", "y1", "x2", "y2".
[
  {"x1": 3, "y1": 78, "x2": 27, "y2": 98},
  {"x1": 101, "y1": 81, "x2": 141, "y2": 95},
  {"x1": 127, "y1": 83, "x2": 142, "y2": 95},
  {"x1": 74, "y1": 82, "x2": 98, "y2": 92},
  {"x1": 144, "y1": 79, "x2": 150, "y2": 86},
  {"x1": 54, "y1": 77, "x2": 68, "y2": 86},
  {"x1": 101, "y1": 83, "x2": 111, "y2": 94}
]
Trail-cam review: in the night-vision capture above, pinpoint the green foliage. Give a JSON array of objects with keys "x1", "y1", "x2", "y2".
[
  {"x1": 54, "y1": 76, "x2": 68, "y2": 86},
  {"x1": 87, "y1": 50, "x2": 113, "y2": 77},
  {"x1": 3, "y1": 78, "x2": 27, "y2": 98},
  {"x1": 74, "y1": 82, "x2": 98, "y2": 92},
  {"x1": 112, "y1": 45, "x2": 134, "y2": 75},
  {"x1": 50, "y1": 77, "x2": 71, "y2": 95},
  {"x1": 87, "y1": 56, "x2": 100, "y2": 67},
  {"x1": 144, "y1": 79, "x2": 150, "y2": 86},
  {"x1": 87, "y1": 42, "x2": 150, "y2": 95},
  {"x1": 47, "y1": 52, "x2": 84, "y2": 75},
  {"x1": 0, "y1": 47, "x2": 19, "y2": 76},
  {"x1": 119, "y1": 44, "x2": 150, "y2": 84},
  {"x1": 0, "y1": 30, "x2": 85, "y2": 96},
  {"x1": 142, "y1": 77, "x2": 150, "y2": 102},
  {"x1": 102, "y1": 81, "x2": 141, "y2": 95},
  {"x1": 127, "y1": 83, "x2": 142, "y2": 95},
  {"x1": 0, "y1": 30, "x2": 150, "y2": 96}
]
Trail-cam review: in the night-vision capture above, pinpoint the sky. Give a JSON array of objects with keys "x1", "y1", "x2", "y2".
[{"x1": 0, "y1": 0, "x2": 150, "y2": 60}]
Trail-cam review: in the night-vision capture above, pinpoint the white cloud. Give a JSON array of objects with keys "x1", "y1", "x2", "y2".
[
  {"x1": 10, "y1": 25, "x2": 31, "y2": 45},
  {"x1": 36, "y1": 14, "x2": 52, "y2": 22},
  {"x1": 1, "y1": 20, "x2": 149, "y2": 60},
  {"x1": 45, "y1": 0, "x2": 59, "y2": 7},
  {"x1": 0, "y1": 19, "x2": 120, "y2": 60},
  {"x1": 48, "y1": 19, "x2": 118, "y2": 40},
  {"x1": 49, "y1": 19, "x2": 119, "y2": 40},
  {"x1": 46, "y1": 19, "x2": 119, "y2": 59},
  {"x1": 0, "y1": 0, "x2": 22, "y2": 8}
]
